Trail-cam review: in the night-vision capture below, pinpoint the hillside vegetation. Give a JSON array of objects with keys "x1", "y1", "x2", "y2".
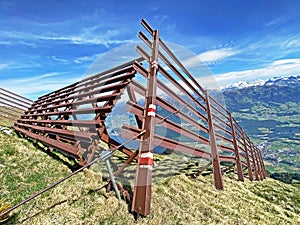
[
  {"x1": 0, "y1": 120, "x2": 299, "y2": 225},
  {"x1": 222, "y1": 76, "x2": 300, "y2": 175}
]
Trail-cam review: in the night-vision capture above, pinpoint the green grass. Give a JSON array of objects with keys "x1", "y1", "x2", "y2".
[{"x1": 0, "y1": 127, "x2": 299, "y2": 224}]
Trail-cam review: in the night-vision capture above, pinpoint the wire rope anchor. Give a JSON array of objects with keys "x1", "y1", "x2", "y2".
[{"x1": 100, "y1": 150, "x2": 121, "y2": 201}]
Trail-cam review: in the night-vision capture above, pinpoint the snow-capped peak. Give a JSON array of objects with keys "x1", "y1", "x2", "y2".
[{"x1": 221, "y1": 75, "x2": 300, "y2": 91}]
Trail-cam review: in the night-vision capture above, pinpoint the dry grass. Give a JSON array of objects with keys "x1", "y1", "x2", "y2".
[{"x1": 0, "y1": 121, "x2": 299, "y2": 224}]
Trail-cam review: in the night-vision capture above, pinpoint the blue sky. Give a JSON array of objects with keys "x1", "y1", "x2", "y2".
[{"x1": 1, "y1": 0, "x2": 300, "y2": 99}]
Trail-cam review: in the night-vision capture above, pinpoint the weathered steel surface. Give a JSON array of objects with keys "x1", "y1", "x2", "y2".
[
  {"x1": 0, "y1": 88, "x2": 32, "y2": 122},
  {"x1": 1, "y1": 19, "x2": 266, "y2": 218},
  {"x1": 13, "y1": 64, "x2": 137, "y2": 165}
]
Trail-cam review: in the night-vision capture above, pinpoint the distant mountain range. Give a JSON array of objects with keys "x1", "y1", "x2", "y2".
[
  {"x1": 110, "y1": 75, "x2": 300, "y2": 174},
  {"x1": 222, "y1": 75, "x2": 300, "y2": 91},
  {"x1": 221, "y1": 75, "x2": 300, "y2": 174}
]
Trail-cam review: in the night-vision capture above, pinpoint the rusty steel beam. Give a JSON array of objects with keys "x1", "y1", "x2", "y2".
[
  {"x1": 5, "y1": 19, "x2": 266, "y2": 219},
  {"x1": 0, "y1": 91, "x2": 30, "y2": 109},
  {"x1": 126, "y1": 100, "x2": 209, "y2": 145},
  {"x1": 132, "y1": 28, "x2": 160, "y2": 217},
  {"x1": 121, "y1": 125, "x2": 211, "y2": 159},
  {"x1": 229, "y1": 114, "x2": 244, "y2": 182},
  {"x1": 35, "y1": 63, "x2": 137, "y2": 103},
  {"x1": 133, "y1": 62, "x2": 208, "y2": 122},
  {"x1": 205, "y1": 91, "x2": 224, "y2": 190},
  {"x1": 0, "y1": 88, "x2": 32, "y2": 104},
  {"x1": 31, "y1": 76, "x2": 134, "y2": 110},
  {"x1": 138, "y1": 33, "x2": 207, "y2": 107}
]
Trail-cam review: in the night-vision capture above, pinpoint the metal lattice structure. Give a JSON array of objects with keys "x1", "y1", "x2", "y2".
[
  {"x1": 13, "y1": 63, "x2": 138, "y2": 165},
  {"x1": 0, "y1": 19, "x2": 266, "y2": 218},
  {"x1": 0, "y1": 88, "x2": 32, "y2": 122}
]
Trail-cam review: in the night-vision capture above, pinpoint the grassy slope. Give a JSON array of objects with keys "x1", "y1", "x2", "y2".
[
  {"x1": 222, "y1": 85, "x2": 300, "y2": 174},
  {"x1": 0, "y1": 123, "x2": 299, "y2": 224}
]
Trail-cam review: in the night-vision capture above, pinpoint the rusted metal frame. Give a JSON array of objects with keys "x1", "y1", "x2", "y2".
[
  {"x1": 0, "y1": 108, "x2": 20, "y2": 119},
  {"x1": 238, "y1": 153, "x2": 247, "y2": 162},
  {"x1": 156, "y1": 96, "x2": 209, "y2": 134},
  {"x1": 240, "y1": 161, "x2": 248, "y2": 167},
  {"x1": 158, "y1": 54, "x2": 207, "y2": 111},
  {"x1": 141, "y1": 19, "x2": 206, "y2": 96},
  {"x1": 135, "y1": 46, "x2": 208, "y2": 115},
  {"x1": 121, "y1": 125, "x2": 211, "y2": 159},
  {"x1": 64, "y1": 57, "x2": 141, "y2": 100},
  {"x1": 25, "y1": 81, "x2": 128, "y2": 117},
  {"x1": 0, "y1": 91, "x2": 31, "y2": 109},
  {"x1": 33, "y1": 68, "x2": 135, "y2": 108},
  {"x1": 27, "y1": 93, "x2": 119, "y2": 114},
  {"x1": 0, "y1": 105, "x2": 23, "y2": 115},
  {"x1": 214, "y1": 133, "x2": 234, "y2": 145},
  {"x1": 193, "y1": 161, "x2": 213, "y2": 178},
  {"x1": 235, "y1": 132, "x2": 244, "y2": 145},
  {"x1": 114, "y1": 150, "x2": 139, "y2": 178},
  {"x1": 255, "y1": 147, "x2": 265, "y2": 179},
  {"x1": 78, "y1": 69, "x2": 135, "y2": 93},
  {"x1": 259, "y1": 152, "x2": 266, "y2": 178},
  {"x1": 127, "y1": 85, "x2": 143, "y2": 129},
  {"x1": 213, "y1": 122, "x2": 234, "y2": 140},
  {"x1": 0, "y1": 88, "x2": 33, "y2": 104},
  {"x1": 36, "y1": 83, "x2": 78, "y2": 103},
  {"x1": 248, "y1": 139, "x2": 259, "y2": 181},
  {"x1": 31, "y1": 71, "x2": 135, "y2": 110},
  {"x1": 98, "y1": 79, "x2": 134, "y2": 160},
  {"x1": 130, "y1": 79, "x2": 147, "y2": 96},
  {"x1": 85, "y1": 85, "x2": 105, "y2": 163},
  {"x1": 221, "y1": 163, "x2": 236, "y2": 175},
  {"x1": 14, "y1": 126, "x2": 81, "y2": 157},
  {"x1": 132, "y1": 28, "x2": 159, "y2": 216},
  {"x1": 158, "y1": 64, "x2": 207, "y2": 112},
  {"x1": 15, "y1": 122, "x2": 95, "y2": 142},
  {"x1": 138, "y1": 31, "x2": 207, "y2": 105},
  {"x1": 205, "y1": 91, "x2": 224, "y2": 190},
  {"x1": 255, "y1": 147, "x2": 264, "y2": 180},
  {"x1": 0, "y1": 129, "x2": 145, "y2": 219},
  {"x1": 210, "y1": 103, "x2": 230, "y2": 122},
  {"x1": 107, "y1": 138, "x2": 135, "y2": 158},
  {"x1": 70, "y1": 70, "x2": 135, "y2": 99},
  {"x1": 233, "y1": 119, "x2": 244, "y2": 135},
  {"x1": 253, "y1": 146, "x2": 262, "y2": 181},
  {"x1": 0, "y1": 98, "x2": 26, "y2": 112},
  {"x1": 229, "y1": 114, "x2": 244, "y2": 181},
  {"x1": 22, "y1": 105, "x2": 111, "y2": 118},
  {"x1": 209, "y1": 95, "x2": 231, "y2": 118},
  {"x1": 126, "y1": 100, "x2": 209, "y2": 145},
  {"x1": 218, "y1": 155, "x2": 236, "y2": 163},
  {"x1": 236, "y1": 141, "x2": 246, "y2": 154},
  {"x1": 211, "y1": 113, "x2": 231, "y2": 130},
  {"x1": 103, "y1": 78, "x2": 131, "y2": 109},
  {"x1": 0, "y1": 114, "x2": 15, "y2": 121},
  {"x1": 133, "y1": 62, "x2": 208, "y2": 122},
  {"x1": 76, "y1": 57, "x2": 142, "y2": 87},
  {"x1": 216, "y1": 143, "x2": 234, "y2": 153},
  {"x1": 233, "y1": 126, "x2": 244, "y2": 143},
  {"x1": 259, "y1": 150, "x2": 266, "y2": 179},
  {"x1": 260, "y1": 151, "x2": 266, "y2": 178},
  {"x1": 71, "y1": 81, "x2": 98, "y2": 163},
  {"x1": 157, "y1": 80, "x2": 207, "y2": 122},
  {"x1": 244, "y1": 136, "x2": 254, "y2": 180},
  {"x1": 158, "y1": 40, "x2": 206, "y2": 96}
]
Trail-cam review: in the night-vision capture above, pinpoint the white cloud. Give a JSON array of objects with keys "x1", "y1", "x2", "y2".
[
  {"x1": 1, "y1": 72, "x2": 80, "y2": 99},
  {"x1": 215, "y1": 58, "x2": 300, "y2": 85},
  {"x1": 182, "y1": 48, "x2": 237, "y2": 67},
  {"x1": 0, "y1": 63, "x2": 10, "y2": 71},
  {"x1": 0, "y1": 29, "x2": 134, "y2": 47},
  {"x1": 74, "y1": 53, "x2": 104, "y2": 64}
]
